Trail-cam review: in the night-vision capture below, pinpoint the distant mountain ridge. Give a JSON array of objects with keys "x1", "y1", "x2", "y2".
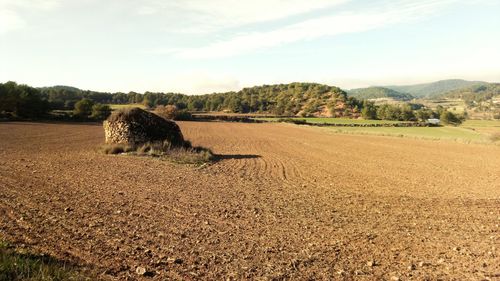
[
  {"x1": 38, "y1": 79, "x2": 493, "y2": 100},
  {"x1": 347, "y1": 87, "x2": 414, "y2": 101},
  {"x1": 441, "y1": 83, "x2": 500, "y2": 103},
  {"x1": 382, "y1": 79, "x2": 489, "y2": 98}
]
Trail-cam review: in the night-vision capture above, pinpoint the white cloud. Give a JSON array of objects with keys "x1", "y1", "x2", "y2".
[
  {"x1": 172, "y1": 0, "x2": 346, "y2": 26},
  {"x1": 175, "y1": 13, "x2": 390, "y2": 59},
  {"x1": 0, "y1": 0, "x2": 61, "y2": 33},
  {"x1": 172, "y1": 0, "x2": 460, "y2": 59},
  {"x1": 138, "y1": 0, "x2": 348, "y2": 33}
]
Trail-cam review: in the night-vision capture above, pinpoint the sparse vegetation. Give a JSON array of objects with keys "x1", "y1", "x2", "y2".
[
  {"x1": 101, "y1": 143, "x2": 135, "y2": 155},
  {"x1": 0, "y1": 241, "x2": 90, "y2": 281},
  {"x1": 102, "y1": 140, "x2": 214, "y2": 164},
  {"x1": 489, "y1": 132, "x2": 500, "y2": 142}
]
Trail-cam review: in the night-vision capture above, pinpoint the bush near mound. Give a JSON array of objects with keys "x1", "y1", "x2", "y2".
[{"x1": 103, "y1": 107, "x2": 185, "y2": 146}]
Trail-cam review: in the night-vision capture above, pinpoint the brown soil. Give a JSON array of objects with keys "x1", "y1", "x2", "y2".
[{"x1": 0, "y1": 122, "x2": 499, "y2": 280}]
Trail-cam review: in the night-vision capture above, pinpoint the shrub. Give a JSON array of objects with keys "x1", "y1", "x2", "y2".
[
  {"x1": 155, "y1": 105, "x2": 178, "y2": 120},
  {"x1": 90, "y1": 104, "x2": 111, "y2": 120},
  {"x1": 155, "y1": 105, "x2": 193, "y2": 121},
  {"x1": 173, "y1": 110, "x2": 193, "y2": 121}
]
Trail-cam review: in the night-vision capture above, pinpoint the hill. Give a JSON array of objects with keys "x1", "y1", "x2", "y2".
[
  {"x1": 38, "y1": 85, "x2": 83, "y2": 92},
  {"x1": 384, "y1": 79, "x2": 488, "y2": 97},
  {"x1": 441, "y1": 83, "x2": 500, "y2": 104},
  {"x1": 228, "y1": 83, "x2": 360, "y2": 117},
  {"x1": 108, "y1": 82, "x2": 363, "y2": 117},
  {"x1": 348, "y1": 87, "x2": 414, "y2": 100},
  {"x1": 2, "y1": 81, "x2": 363, "y2": 118}
]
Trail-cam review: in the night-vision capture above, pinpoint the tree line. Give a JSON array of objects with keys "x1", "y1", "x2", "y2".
[
  {"x1": 0, "y1": 82, "x2": 111, "y2": 120},
  {"x1": 361, "y1": 100, "x2": 465, "y2": 125},
  {"x1": 1, "y1": 81, "x2": 465, "y2": 124}
]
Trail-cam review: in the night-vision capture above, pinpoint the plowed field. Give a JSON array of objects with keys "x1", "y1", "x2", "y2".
[{"x1": 0, "y1": 122, "x2": 499, "y2": 280}]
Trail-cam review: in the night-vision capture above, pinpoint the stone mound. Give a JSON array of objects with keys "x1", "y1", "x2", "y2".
[{"x1": 103, "y1": 107, "x2": 184, "y2": 146}]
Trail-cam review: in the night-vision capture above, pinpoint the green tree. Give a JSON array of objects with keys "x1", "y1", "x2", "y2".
[
  {"x1": 187, "y1": 99, "x2": 204, "y2": 111},
  {"x1": 440, "y1": 110, "x2": 462, "y2": 126},
  {"x1": 142, "y1": 96, "x2": 154, "y2": 108},
  {"x1": 399, "y1": 104, "x2": 416, "y2": 121},
  {"x1": 435, "y1": 105, "x2": 445, "y2": 117},
  {"x1": 90, "y1": 104, "x2": 111, "y2": 120},
  {"x1": 376, "y1": 104, "x2": 387, "y2": 120},
  {"x1": 415, "y1": 108, "x2": 432, "y2": 121},
  {"x1": 0, "y1": 81, "x2": 49, "y2": 118},
  {"x1": 74, "y1": 98, "x2": 94, "y2": 117},
  {"x1": 361, "y1": 100, "x2": 377, "y2": 119}
]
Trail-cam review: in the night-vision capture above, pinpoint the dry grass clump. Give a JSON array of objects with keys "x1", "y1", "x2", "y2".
[
  {"x1": 102, "y1": 140, "x2": 213, "y2": 164},
  {"x1": 154, "y1": 105, "x2": 178, "y2": 120},
  {"x1": 489, "y1": 132, "x2": 500, "y2": 143},
  {"x1": 102, "y1": 144, "x2": 135, "y2": 155},
  {"x1": 106, "y1": 107, "x2": 141, "y2": 123}
]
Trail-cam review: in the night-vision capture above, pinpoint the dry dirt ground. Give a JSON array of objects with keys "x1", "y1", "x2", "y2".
[{"x1": 0, "y1": 121, "x2": 499, "y2": 280}]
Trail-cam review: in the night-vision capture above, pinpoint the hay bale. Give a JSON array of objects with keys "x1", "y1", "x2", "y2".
[{"x1": 103, "y1": 107, "x2": 184, "y2": 146}]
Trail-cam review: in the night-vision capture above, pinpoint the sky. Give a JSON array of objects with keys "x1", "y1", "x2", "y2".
[{"x1": 0, "y1": 0, "x2": 499, "y2": 94}]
